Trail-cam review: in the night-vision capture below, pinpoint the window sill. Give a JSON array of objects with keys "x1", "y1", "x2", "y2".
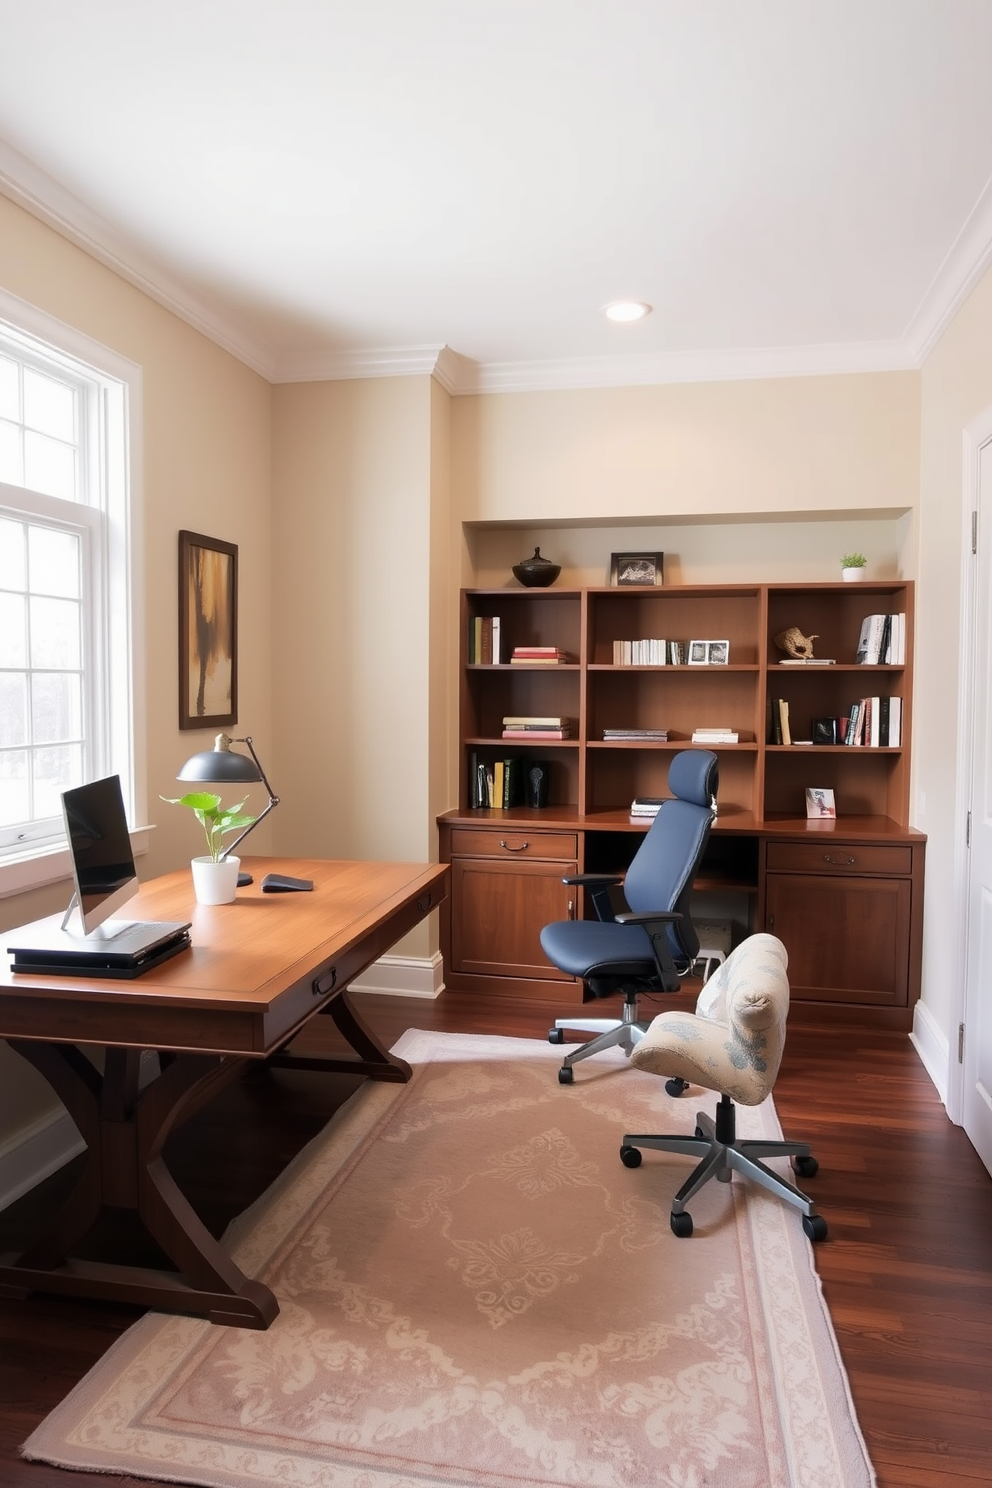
[{"x1": 0, "y1": 828, "x2": 153, "y2": 901}]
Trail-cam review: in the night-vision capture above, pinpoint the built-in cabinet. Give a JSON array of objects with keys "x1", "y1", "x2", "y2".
[{"x1": 439, "y1": 582, "x2": 925, "y2": 1026}]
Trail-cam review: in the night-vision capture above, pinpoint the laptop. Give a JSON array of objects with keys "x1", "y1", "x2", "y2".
[{"x1": 8, "y1": 775, "x2": 192, "y2": 978}]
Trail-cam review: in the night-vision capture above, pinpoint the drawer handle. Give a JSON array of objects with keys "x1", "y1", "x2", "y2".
[
  {"x1": 313, "y1": 967, "x2": 337, "y2": 997},
  {"x1": 823, "y1": 854, "x2": 856, "y2": 866},
  {"x1": 417, "y1": 892, "x2": 433, "y2": 913},
  {"x1": 499, "y1": 839, "x2": 529, "y2": 852}
]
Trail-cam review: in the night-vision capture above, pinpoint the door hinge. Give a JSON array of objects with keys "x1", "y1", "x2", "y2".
[
  {"x1": 973, "y1": 509, "x2": 979, "y2": 554},
  {"x1": 959, "y1": 1022, "x2": 966, "y2": 1063}
]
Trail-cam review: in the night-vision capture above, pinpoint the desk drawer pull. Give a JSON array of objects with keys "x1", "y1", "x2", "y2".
[
  {"x1": 499, "y1": 839, "x2": 529, "y2": 852},
  {"x1": 823, "y1": 854, "x2": 856, "y2": 866},
  {"x1": 417, "y1": 892, "x2": 433, "y2": 913},
  {"x1": 313, "y1": 967, "x2": 337, "y2": 997}
]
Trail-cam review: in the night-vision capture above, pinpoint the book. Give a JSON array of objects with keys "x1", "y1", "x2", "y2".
[
  {"x1": 889, "y1": 696, "x2": 902, "y2": 747},
  {"x1": 491, "y1": 615, "x2": 501, "y2": 665},
  {"x1": 780, "y1": 699, "x2": 791, "y2": 746},
  {"x1": 502, "y1": 756, "x2": 523, "y2": 808},
  {"x1": 602, "y1": 728, "x2": 669, "y2": 740},
  {"x1": 778, "y1": 658, "x2": 835, "y2": 665},
  {"x1": 501, "y1": 728, "x2": 571, "y2": 739},
  {"x1": 691, "y1": 729, "x2": 739, "y2": 743},
  {"x1": 769, "y1": 698, "x2": 783, "y2": 745},
  {"x1": 502, "y1": 715, "x2": 567, "y2": 727},
  {"x1": 630, "y1": 796, "x2": 666, "y2": 817},
  {"x1": 844, "y1": 699, "x2": 863, "y2": 745}
]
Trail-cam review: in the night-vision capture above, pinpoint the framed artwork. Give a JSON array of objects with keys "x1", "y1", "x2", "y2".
[
  {"x1": 178, "y1": 530, "x2": 238, "y2": 729},
  {"x1": 706, "y1": 640, "x2": 730, "y2": 665},
  {"x1": 610, "y1": 551, "x2": 664, "y2": 587},
  {"x1": 687, "y1": 639, "x2": 709, "y2": 665},
  {"x1": 805, "y1": 787, "x2": 837, "y2": 819}
]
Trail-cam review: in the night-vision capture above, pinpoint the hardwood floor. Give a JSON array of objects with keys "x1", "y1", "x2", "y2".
[{"x1": 1, "y1": 991, "x2": 990, "y2": 1487}]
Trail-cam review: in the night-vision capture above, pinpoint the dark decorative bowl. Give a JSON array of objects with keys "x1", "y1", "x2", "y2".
[{"x1": 512, "y1": 547, "x2": 561, "y2": 587}]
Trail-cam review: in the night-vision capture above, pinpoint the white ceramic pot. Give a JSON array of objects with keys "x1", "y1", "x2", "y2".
[
  {"x1": 841, "y1": 567, "x2": 866, "y2": 582},
  {"x1": 191, "y1": 854, "x2": 241, "y2": 905}
]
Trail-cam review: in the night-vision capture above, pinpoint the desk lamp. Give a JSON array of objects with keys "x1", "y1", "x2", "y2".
[{"x1": 177, "y1": 734, "x2": 278, "y2": 883}]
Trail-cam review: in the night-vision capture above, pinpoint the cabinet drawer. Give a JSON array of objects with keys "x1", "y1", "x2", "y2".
[
  {"x1": 766, "y1": 842, "x2": 913, "y2": 876},
  {"x1": 449, "y1": 828, "x2": 578, "y2": 861}
]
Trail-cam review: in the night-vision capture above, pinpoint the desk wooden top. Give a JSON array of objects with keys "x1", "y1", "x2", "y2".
[{"x1": 0, "y1": 857, "x2": 448, "y2": 1057}]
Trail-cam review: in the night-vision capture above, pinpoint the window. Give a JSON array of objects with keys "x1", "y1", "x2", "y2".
[{"x1": 0, "y1": 290, "x2": 143, "y2": 895}]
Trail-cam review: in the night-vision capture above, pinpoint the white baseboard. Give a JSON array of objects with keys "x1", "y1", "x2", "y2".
[
  {"x1": 351, "y1": 953, "x2": 444, "y2": 999},
  {"x1": 0, "y1": 1107, "x2": 84, "y2": 1213},
  {"x1": 910, "y1": 999, "x2": 950, "y2": 1107}
]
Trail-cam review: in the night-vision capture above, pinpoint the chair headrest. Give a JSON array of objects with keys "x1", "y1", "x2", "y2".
[{"x1": 668, "y1": 749, "x2": 719, "y2": 808}]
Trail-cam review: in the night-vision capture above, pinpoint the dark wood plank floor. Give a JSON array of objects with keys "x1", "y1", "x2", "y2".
[{"x1": 1, "y1": 992, "x2": 990, "y2": 1487}]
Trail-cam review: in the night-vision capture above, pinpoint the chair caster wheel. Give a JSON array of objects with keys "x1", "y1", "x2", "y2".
[
  {"x1": 665, "y1": 1077, "x2": 690, "y2": 1097},
  {"x1": 619, "y1": 1145, "x2": 642, "y2": 1168},
  {"x1": 793, "y1": 1155, "x2": 819, "y2": 1179},
  {"x1": 670, "y1": 1211, "x2": 694, "y2": 1238},
  {"x1": 558, "y1": 1066, "x2": 574, "y2": 1084},
  {"x1": 802, "y1": 1214, "x2": 828, "y2": 1242},
  {"x1": 548, "y1": 1028, "x2": 565, "y2": 1044}
]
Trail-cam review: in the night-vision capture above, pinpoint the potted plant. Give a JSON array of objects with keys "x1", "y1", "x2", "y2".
[
  {"x1": 840, "y1": 552, "x2": 868, "y2": 582},
  {"x1": 160, "y1": 790, "x2": 257, "y2": 904}
]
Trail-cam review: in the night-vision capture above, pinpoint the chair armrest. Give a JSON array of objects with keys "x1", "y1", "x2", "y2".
[
  {"x1": 614, "y1": 910, "x2": 683, "y2": 991},
  {"x1": 560, "y1": 873, "x2": 623, "y2": 886},
  {"x1": 562, "y1": 873, "x2": 626, "y2": 922}
]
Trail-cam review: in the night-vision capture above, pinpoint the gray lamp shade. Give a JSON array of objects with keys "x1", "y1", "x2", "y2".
[{"x1": 178, "y1": 733, "x2": 262, "y2": 785}]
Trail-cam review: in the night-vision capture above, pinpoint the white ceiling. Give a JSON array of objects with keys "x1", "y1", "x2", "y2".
[{"x1": 2, "y1": 1, "x2": 992, "y2": 391}]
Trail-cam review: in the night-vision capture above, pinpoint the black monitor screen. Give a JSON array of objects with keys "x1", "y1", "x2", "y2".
[{"x1": 61, "y1": 775, "x2": 138, "y2": 934}]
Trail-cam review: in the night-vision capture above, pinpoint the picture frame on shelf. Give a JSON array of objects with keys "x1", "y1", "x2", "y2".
[
  {"x1": 609, "y1": 551, "x2": 664, "y2": 587},
  {"x1": 178, "y1": 529, "x2": 238, "y2": 730},
  {"x1": 706, "y1": 640, "x2": 730, "y2": 665},
  {"x1": 805, "y1": 787, "x2": 836, "y2": 819},
  {"x1": 687, "y1": 639, "x2": 709, "y2": 665}
]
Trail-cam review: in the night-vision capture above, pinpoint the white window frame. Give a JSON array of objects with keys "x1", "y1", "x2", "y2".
[{"x1": 0, "y1": 288, "x2": 146, "y2": 898}]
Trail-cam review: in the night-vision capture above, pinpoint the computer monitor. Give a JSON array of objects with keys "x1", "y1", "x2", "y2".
[{"x1": 61, "y1": 775, "x2": 139, "y2": 935}]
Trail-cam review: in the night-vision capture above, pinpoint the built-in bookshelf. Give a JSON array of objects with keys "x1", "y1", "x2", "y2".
[{"x1": 460, "y1": 582, "x2": 914, "y2": 827}]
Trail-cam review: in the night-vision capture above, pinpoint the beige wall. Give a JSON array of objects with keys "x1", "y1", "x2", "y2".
[
  {"x1": 269, "y1": 375, "x2": 438, "y2": 957},
  {"x1": 0, "y1": 196, "x2": 274, "y2": 1144},
  {"x1": 916, "y1": 261, "x2": 992, "y2": 1069},
  {"x1": 452, "y1": 374, "x2": 921, "y2": 530}
]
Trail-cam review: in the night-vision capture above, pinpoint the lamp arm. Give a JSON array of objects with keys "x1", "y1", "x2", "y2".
[{"x1": 218, "y1": 736, "x2": 280, "y2": 861}]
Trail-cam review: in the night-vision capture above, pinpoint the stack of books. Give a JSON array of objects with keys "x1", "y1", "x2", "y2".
[
  {"x1": 501, "y1": 715, "x2": 572, "y2": 740},
  {"x1": 613, "y1": 639, "x2": 666, "y2": 664},
  {"x1": 510, "y1": 645, "x2": 569, "y2": 665},
  {"x1": 691, "y1": 727, "x2": 739, "y2": 744},
  {"x1": 469, "y1": 754, "x2": 525, "y2": 808},
  {"x1": 630, "y1": 796, "x2": 666, "y2": 820},
  {"x1": 603, "y1": 728, "x2": 669, "y2": 741},
  {"x1": 856, "y1": 613, "x2": 906, "y2": 665}
]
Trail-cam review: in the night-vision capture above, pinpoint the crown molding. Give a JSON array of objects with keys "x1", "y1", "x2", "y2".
[
  {"x1": 0, "y1": 139, "x2": 277, "y2": 381},
  {"x1": 461, "y1": 340, "x2": 918, "y2": 395},
  {"x1": 272, "y1": 343, "x2": 452, "y2": 384},
  {"x1": 903, "y1": 167, "x2": 992, "y2": 363}
]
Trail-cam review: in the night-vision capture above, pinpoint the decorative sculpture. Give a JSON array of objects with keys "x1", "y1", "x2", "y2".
[{"x1": 773, "y1": 626, "x2": 819, "y2": 659}]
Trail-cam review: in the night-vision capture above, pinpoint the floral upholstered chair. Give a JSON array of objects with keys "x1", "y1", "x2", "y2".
[{"x1": 620, "y1": 932, "x2": 828, "y2": 1241}]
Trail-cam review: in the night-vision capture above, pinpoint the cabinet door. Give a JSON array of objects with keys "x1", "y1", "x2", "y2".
[
  {"x1": 450, "y1": 857, "x2": 577, "y2": 981},
  {"x1": 765, "y1": 872, "x2": 911, "y2": 1006}
]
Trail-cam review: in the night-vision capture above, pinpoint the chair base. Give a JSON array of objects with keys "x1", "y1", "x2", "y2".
[
  {"x1": 550, "y1": 996, "x2": 647, "y2": 1076},
  {"x1": 621, "y1": 1096, "x2": 826, "y2": 1240}
]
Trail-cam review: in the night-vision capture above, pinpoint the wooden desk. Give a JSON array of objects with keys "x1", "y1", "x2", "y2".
[{"x1": 0, "y1": 856, "x2": 448, "y2": 1328}]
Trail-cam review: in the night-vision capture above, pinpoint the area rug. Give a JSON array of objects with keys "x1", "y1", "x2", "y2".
[{"x1": 24, "y1": 1029, "x2": 874, "y2": 1488}]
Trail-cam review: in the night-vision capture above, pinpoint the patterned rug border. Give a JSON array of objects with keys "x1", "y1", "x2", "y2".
[{"x1": 23, "y1": 1029, "x2": 875, "y2": 1488}]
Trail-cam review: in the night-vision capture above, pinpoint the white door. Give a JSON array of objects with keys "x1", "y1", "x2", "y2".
[{"x1": 963, "y1": 436, "x2": 992, "y2": 1173}]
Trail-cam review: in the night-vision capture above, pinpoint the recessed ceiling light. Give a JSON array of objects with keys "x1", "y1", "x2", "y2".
[{"x1": 602, "y1": 300, "x2": 652, "y2": 323}]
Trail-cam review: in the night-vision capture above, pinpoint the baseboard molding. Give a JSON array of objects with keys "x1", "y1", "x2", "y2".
[
  {"x1": 351, "y1": 952, "x2": 444, "y2": 999},
  {"x1": 0, "y1": 1107, "x2": 84, "y2": 1213},
  {"x1": 910, "y1": 999, "x2": 950, "y2": 1107}
]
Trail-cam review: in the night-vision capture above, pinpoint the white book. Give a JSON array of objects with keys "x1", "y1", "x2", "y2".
[
  {"x1": 491, "y1": 615, "x2": 500, "y2": 665},
  {"x1": 889, "y1": 696, "x2": 902, "y2": 747},
  {"x1": 869, "y1": 695, "x2": 880, "y2": 747}
]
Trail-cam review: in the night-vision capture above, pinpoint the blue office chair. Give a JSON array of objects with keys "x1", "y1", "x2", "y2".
[{"x1": 542, "y1": 750, "x2": 719, "y2": 1084}]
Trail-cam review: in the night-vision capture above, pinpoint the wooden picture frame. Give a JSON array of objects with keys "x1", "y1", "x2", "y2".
[
  {"x1": 609, "y1": 551, "x2": 664, "y2": 587},
  {"x1": 178, "y1": 530, "x2": 238, "y2": 729}
]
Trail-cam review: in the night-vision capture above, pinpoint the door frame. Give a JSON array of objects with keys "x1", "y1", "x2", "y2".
[{"x1": 948, "y1": 404, "x2": 992, "y2": 1123}]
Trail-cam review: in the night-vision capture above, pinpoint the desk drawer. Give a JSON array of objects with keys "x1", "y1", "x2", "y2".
[
  {"x1": 766, "y1": 842, "x2": 913, "y2": 876},
  {"x1": 449, "y1": 828, "x2": 578, "y2": 861}
]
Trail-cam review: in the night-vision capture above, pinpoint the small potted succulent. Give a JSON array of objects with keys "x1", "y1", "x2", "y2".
[
  {"x1": 160, "y1": 790, "x2": 257, "y2": 904},
  {"x1": 840, "y1": 552, "x2": 868, "y2": 582}
]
